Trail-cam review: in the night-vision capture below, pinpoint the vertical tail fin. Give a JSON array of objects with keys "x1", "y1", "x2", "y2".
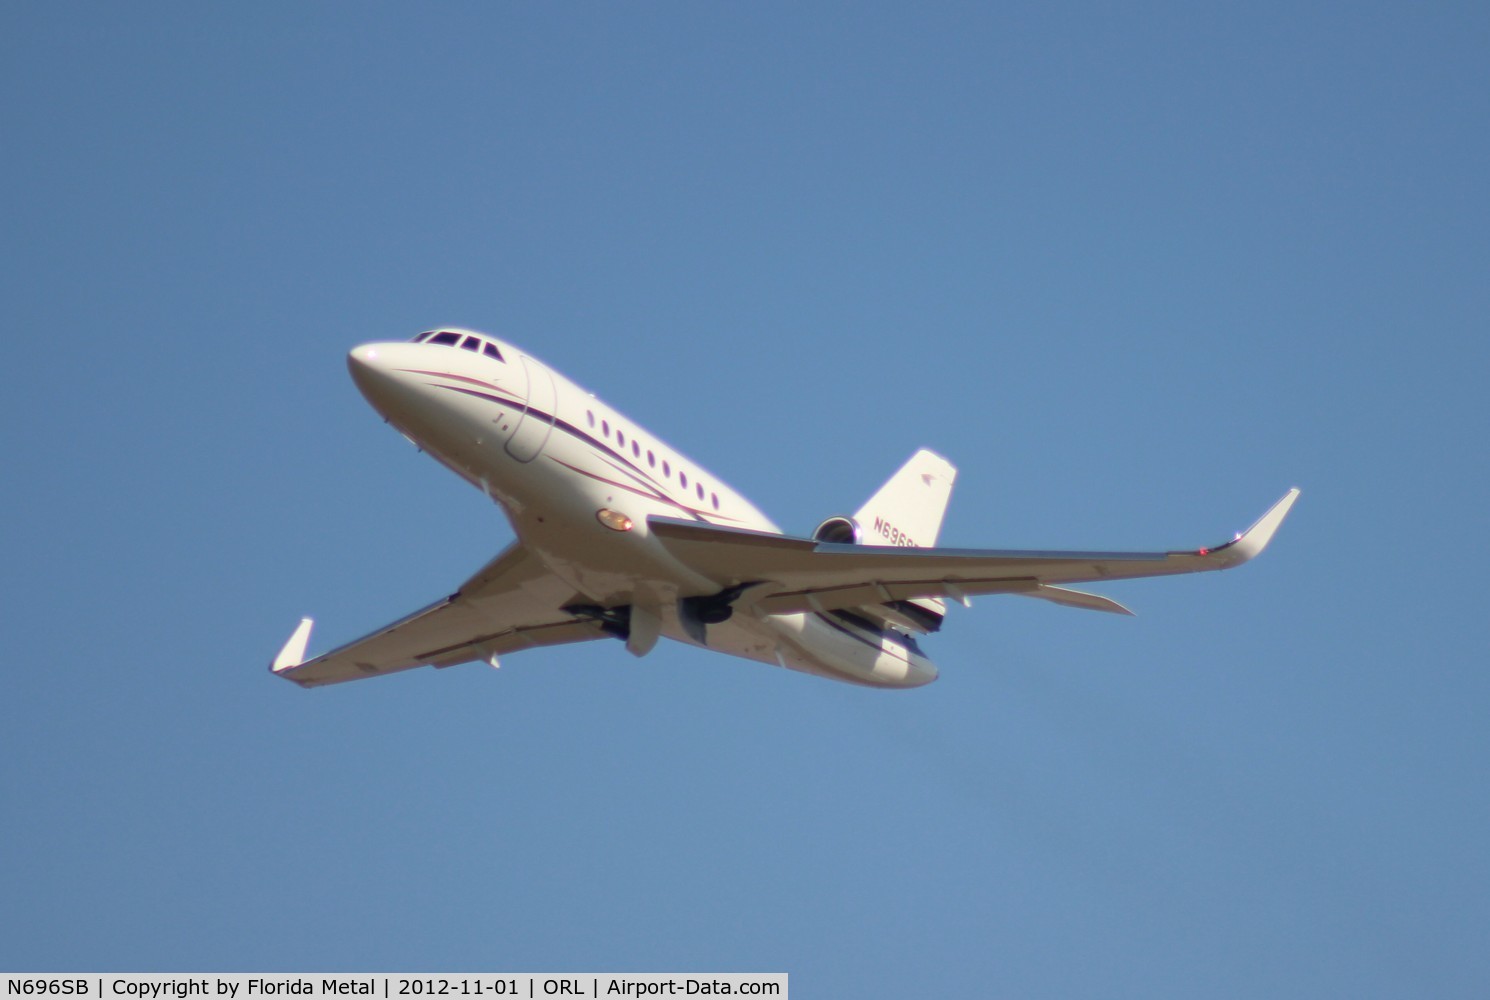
[
  {"x1": 851, "y1": 449, "x2": 958, "y2": 633},
  {"x1": 853, "y1": 449, "x2": 958, "y2": 549}
]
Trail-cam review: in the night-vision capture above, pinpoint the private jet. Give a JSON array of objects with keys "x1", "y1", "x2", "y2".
[{"x1": 271, "y1": 328, "x2": 1298, "y2": 689}]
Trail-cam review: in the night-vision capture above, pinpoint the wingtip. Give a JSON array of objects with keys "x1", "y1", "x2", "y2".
[
  {"x1": 1220, "y1": 488, "x2": 1300, "y2": 564},
  {"x1": 271, "y1": 617, "x2": 315, "y2": 673}
]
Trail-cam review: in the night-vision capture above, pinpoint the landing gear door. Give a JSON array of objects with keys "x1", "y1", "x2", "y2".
[{"x1": 505, "y1": 355, "x2": 556, "y2": 463}]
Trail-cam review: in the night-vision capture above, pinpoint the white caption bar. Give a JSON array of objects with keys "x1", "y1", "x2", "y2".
[{"x1": 4, "y1": 976, "x2": 786, "y2": 1000}]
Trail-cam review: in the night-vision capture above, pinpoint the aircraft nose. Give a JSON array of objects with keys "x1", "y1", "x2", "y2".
[
  {"x1": 347, "y1": 343, "x2": 384, "y2": 376},
  {"x1": 346, "y1": 343, "x2": 411, "y2": 410}
]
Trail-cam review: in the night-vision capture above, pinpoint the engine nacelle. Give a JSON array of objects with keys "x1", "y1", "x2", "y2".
[{"x1": 813, "y1": 515, "x2": 861, "y2": 544}]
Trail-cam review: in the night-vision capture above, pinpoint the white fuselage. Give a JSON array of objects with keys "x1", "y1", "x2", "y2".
[{"x1": 348, "y1": 332, "x2": 938, "y2": 689}]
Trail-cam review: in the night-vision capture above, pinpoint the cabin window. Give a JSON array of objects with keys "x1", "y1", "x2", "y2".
[
  {"x1": 617, "y1": 430, "x2": 626, "y2": 447},
  {"x1": 711, "y1": 492, "x2": 719, "y2": 510},
  {"x1": 483, "y1": 343, "x2": 504, "y2": 362},
  {"x1": 663, "y1": 460, "x2": 671, "y2": 477},
  {"x1": 602, "y1": 420, "x2": 610, "y2": 437},
  {"x1": 632, "y1": 441, "x2": 641, "y2": 459},
  {"x1": 680, "y1": 472, "x2": 688, "y2": 489},
  {"x1": 460, "y1": 337, "x2": 480, "y2": 352},
  {"x1": 647, "y1": 450, "x2": 655, "y2": 468},
  {"x1": 587, "y1": 411, "x2": 596, "y2": 428},
  {"x1": 429, "y1": 331, "x2": 461, "y2": 346},
  {"x1": 696, "y1": 483, "x2": 705, "y2": 500}
]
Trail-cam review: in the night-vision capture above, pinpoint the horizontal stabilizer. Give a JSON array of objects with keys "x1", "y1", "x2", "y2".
[{"x1": 1017, "y1": 585, "x2": 1133, "y2": 615}]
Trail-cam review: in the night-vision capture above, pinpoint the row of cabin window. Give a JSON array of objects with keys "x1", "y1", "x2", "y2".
[
  {"x1": 584, "y1": 410, "x2": 720, "y2": 510},
  {"x1": 413, "y1": 330, "x2": 505, "y2": 362}
]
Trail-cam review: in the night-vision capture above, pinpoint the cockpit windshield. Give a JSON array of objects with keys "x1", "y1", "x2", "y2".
[{"x1": 412, "y1": 330, "x2": 505, "y2": 362}]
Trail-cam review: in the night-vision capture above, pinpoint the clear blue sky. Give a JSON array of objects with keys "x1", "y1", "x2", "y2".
[{"x1": 3, "y1": 2, "x2": 1487, "y2": 995}]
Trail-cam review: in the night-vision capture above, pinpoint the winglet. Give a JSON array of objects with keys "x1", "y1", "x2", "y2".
[
  {"x1": 271, "y1": 617, "x2": 315, "y2": 673},
  {"x1": 1210, "y1": 489, "x2": 1300, "y2": 565}
]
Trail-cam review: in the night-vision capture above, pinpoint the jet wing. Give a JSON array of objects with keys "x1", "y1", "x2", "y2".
[
  {"x1": 650, "y1": 489, "x2": 1299, "y2": 618},
  {"x1": 270, "y1": 542, "x2": 609, "y2": 688}
]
